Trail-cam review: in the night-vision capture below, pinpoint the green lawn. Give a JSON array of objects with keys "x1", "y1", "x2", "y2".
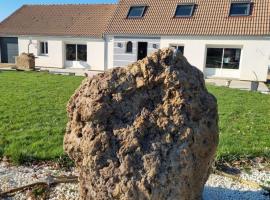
[
  {"x1": 0, "y1": 71, "x2": 84, "y2": 164},
  {"x1": 208, "y1": 85, "x2": 270, "y2": 161},
  {"x1": 0, "y1": 71, "x2": 269, "y2": 164}
]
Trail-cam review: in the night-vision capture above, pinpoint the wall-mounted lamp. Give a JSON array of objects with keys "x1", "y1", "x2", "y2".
[
  {"x1": 117, "y1": 43, "x2": 123, "y2": 48},
  {"x1": 153, "y1": 44, "x2": 158, "y2": 49}
]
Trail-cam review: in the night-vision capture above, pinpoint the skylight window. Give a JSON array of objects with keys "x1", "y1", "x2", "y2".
[
  {"x1": 230, "y1": 2, "x2": 251, "y2": 16},
  {"x1": 127, "y1": 6, "x2": 146, "y2": 18},
  {"x1": 175, "y1": 4, "x2": 195, "y2": 17}
]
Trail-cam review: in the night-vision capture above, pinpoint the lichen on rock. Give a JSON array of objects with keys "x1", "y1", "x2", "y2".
[{"x1": 64, "y1": 48, "x2": 219, "y2": 200}]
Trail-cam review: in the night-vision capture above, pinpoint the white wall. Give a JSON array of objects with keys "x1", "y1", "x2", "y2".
[
  {"x1": 18, "y1": 36, "x2": 106, "y2": 70},
  {"x1": 112, "y1": 37, "x2": 160, "y2": 68},
  {"x1": 18, "y1": 35, "x2": 270, "y2": 81},
  {"x1": 105, "y1": 36, "x2": 114, "y2": 69},
  {"x1": 19, "y1": 37, "x2": 64, "y2": 68},
  {"x1": 87, "y1": 41, "x2": 105, "y2": 71},
  {"x1": 160, "y1": 36, "x2": 270, "y2": 82}
]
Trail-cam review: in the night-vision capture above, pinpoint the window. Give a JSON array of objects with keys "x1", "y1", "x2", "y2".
[
  {"x1": 77, "y1": 45, "x2": 87, "y2": 61},
  {"x1": 66, "y1": 44, "x2": 76, "y2": 61},
  {"x1": 223, "y1": 48, "x2": 241, "y2": 69},
  {"x1": 206, "y1": 48, "x2": 223, "y2": 69},
  {"x1": 175, "y1": 4, "x2": 195, "y2": 17},
  {"x1": 230, "y1": 3, "x2": 251, "y2": 16},
  {"x1": 40, "y1": 41, "x2": 48, "y2": 55},
  {"x1": 206, "y1": 48, "x2": 241, "y2": 69},
  {"x1": 127, "y1": 6, "x2": 146, "y2": 18},
  {"x1": 66, "y1": 44, "x2": 87, "y2": 62},
  {"x1": 126, "y1": 41, "x2": 133, "y2": 53},
  {"x1": 170, "y1": 44, "x2": 184, "y2": 54}
]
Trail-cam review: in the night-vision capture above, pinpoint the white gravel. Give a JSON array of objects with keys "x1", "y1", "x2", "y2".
[
  {"x1": 204, "y1": 173, "x2": 269, "y2": 200},
  {"x1": 0, "y1": 162, "x2": 79, "y2": 200},
  {"x1": 0, "y1": 161, "x2": 269, "y2": 200}
]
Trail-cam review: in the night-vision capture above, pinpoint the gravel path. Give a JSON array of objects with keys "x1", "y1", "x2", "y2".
[{"x1": 0, "y1": 162, "x2": 269, "y2": 200}]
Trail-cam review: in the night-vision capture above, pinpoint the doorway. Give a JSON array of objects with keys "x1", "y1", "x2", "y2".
[
  {"x1": 0, "y1": 37, "x2": 18, "y2": 63},
  {"x1": 137, "y1": 42, "x2": 148, "y2": 60}
]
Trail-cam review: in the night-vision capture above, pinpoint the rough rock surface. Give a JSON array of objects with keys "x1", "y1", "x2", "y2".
[
  {"x1": 15, "y1": 53, "x2": 35, "y2": 70},
  {"x1": 64, "y1": 48, "x2": 219, "y2": 200}
]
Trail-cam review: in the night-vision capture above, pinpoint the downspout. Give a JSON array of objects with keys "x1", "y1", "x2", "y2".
[{"x1": 103, "y1": 34, "x2": 108, "y2": 70}]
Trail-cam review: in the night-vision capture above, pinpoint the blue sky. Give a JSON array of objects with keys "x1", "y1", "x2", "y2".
[{"x1": 0, "y1": 0, "x2": 117, "y2": 22}]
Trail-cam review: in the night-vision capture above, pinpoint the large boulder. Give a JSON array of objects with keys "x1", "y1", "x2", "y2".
[
  {"x1": 16, "y1": 53, "x2": 35, "y2": 70},
  {"x1": 64, "y1": 48, "x2": 219, "y2": 200}
]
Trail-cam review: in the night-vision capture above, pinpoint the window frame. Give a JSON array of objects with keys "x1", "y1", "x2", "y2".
[
  {"x1": 229, "y1": 2, "x2": 251, "y2": 17},
  {"x1": 77, "y1": 44, "x2": 87, "y2": 62},
  {"x1": 126, "y1": 41, "x2": 133, "y2": 53},
  {"x1": 66, "y1": 44, "x2": 77, "y2": 61},
  {"x1": 170, "y1": 44, "x2": 185, "y2": 55},
  {"x1": 205, "y1": 47, "x2": 242, "y2": 70},
  {"x1": 174, "y1": 3, "x2": 195, "y2": 18},
  {"x1": 39, "y1": 41, "x2": 48, "y2": 55},
  {"x1": 127, "y1": 5, "x2": 147, "y2": 19},
  {"x1": 66, "y1": 44, "x2": 87, "y2": 62}
]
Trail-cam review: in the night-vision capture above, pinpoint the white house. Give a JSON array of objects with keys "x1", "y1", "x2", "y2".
[
  {"x1": 0, "y1": 1, "x2": 270, "y2": 82},
  {"x1": 0, "y1": 4, "x2": 116, "y2": 71},
  {"x1": 105, "y1": 0, "x2": 270, "y2": 82}
]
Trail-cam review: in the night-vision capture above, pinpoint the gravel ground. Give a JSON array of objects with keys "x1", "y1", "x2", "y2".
[{"x1": 0, "y1": 161, "x2": 269, "y2": 200}]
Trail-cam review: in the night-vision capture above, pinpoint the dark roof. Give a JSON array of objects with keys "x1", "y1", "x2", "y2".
[
  {"x1": 0, "y1": 4, "x2": 117, "y2": 38},
  {"x1": 106, "y1": 0, "x2": 270, "y2": 36}
]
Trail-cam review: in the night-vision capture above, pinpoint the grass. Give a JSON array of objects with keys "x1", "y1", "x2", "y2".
[
  {"x1": 267, "y1": 83, "x2": 270, "y2": 90},
  {"x1": 207, "y1": 85, "x2": 270, "y2": 161},
  {"x1": 0, "y1": 71, "x2": 269, "y2": 164},
  {"x1": 0, "y1": 71, "x2": 84, "y2": 164}
]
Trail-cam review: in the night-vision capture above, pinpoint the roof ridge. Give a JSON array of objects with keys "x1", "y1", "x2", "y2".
[{"x1": 23, "y1": 3, "x2": 117, "y2": 6}]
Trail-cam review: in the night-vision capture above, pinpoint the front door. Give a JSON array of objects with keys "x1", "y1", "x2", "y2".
[{"x1": 137, "y1": 42, "x2": 148, "y2": 60}]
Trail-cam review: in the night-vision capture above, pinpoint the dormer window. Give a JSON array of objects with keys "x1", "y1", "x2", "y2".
[
  {"x1": 175, "y1": 4, "x2": 195, "y2": 17},
  {"x1": 229, "y1": 2, "x2": 251, "y2": 16},
  {"x1": 127, "y1": 6, "x2": 146, "y2": 18}
]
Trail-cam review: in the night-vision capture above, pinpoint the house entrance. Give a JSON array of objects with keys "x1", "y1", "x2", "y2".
[{"x1": 137, "y1": 42, "x2": 148, "y2": 60}]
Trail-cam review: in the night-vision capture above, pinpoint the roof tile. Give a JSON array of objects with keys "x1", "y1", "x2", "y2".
[
  {"x1": 0, "y1": 4, "x2": 117, "y2": 38},
  {"x1": 106, "y1": 0, "x2": 270, "y2": 36}
]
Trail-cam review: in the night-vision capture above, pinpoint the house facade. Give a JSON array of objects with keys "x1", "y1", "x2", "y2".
[
  {"x1": 0, "y1": 4, "x2": 116, "y2": 71},
  {"x1": 105, "y1": 0, "x2": 270, "y2": 82},
  {"x1": 17, "y1": 36, "x2": 106, "y2": 70},
  {"x1": 0, "y1": 1, "x2": 270, "y2": 81},
  {"x1": 105, "y1": 35, "x2": 270, "y2": 81}
]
